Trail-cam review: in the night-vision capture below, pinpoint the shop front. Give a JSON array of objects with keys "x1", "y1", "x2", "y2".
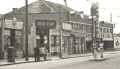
[
  {"x1": 35, "y1": 21, "x2": 87, "y2": 58},
  {"x1": 35, "y1": 20, "x2": 58, "y2": 58},
  {"x1": 61, "y1": 31, "x2": 87, "y2": 58}
]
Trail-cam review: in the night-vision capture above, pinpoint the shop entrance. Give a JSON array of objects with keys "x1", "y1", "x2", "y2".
[
  {"x1": 35, "y1": 20, "x2": 56, "y2": 58},
  {"x1": 36, "y1": 28, "x2": 49, "y2": 53}
]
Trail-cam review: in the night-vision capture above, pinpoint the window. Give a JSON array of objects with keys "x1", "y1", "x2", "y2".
[
  {"x1": 86, "y1": 25, "x2": 92, "y2": 33},
  {"x1": 51, "y1": 36, "x2": 60, "y2": 47},
  {"x1": 72, "y1": 24, "x2": 75, "y2": 29},
  {"x1": 75, "y1": 24, "x2": 78, "y2": 30},
  {"x1": 72, "y1": 23, "x2": 74, "y2": 29},
  {"x1": 107, "y1": 28, "x2": 109, "y2": 32},
  {"x1": 110, "y1": 29, "x2": 113, "y2": 33},
  {"x1": 103, "y1": 28, "x2": 106, "y2": 32},
  {"x1": 100, "y1": 28, "x2": 102, "y2": 32},
  {"x1": 79, "y1": 24, "x2": 83, "y2": 30}
]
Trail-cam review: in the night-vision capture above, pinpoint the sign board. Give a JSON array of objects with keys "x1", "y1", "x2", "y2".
[
  {"x1": 103, "y1": 38, "x2": 113, "y2": 41},
  {"x1": 5, "y1": 20, "x2": 13, "y2": 29},
  {"x1": 36, "y1": 20, "x2": 56, "y2": 29},
  {"x1": 63, "y1": 23, "x2": 72, "y2": 30},
  {"x1": 5, "y1": 19, "x2": 23, "y2": 29},
  {"x1": 15, "y1": 22, "x2": 23, "y2": 29}
]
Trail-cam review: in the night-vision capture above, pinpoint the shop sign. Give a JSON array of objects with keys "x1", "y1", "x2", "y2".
[
  {"x1": 63, "y1": 23, "x2": 72, "y2": 30},
  {"x1": 103, "y1": 38, "x2": 113, "y2": 41},
  {"x1": 36, "y1": 20, "x2": 56, "y2": 28},
  {"x1": 5, "y1": 19, "x2": 23, "y2": 29}
]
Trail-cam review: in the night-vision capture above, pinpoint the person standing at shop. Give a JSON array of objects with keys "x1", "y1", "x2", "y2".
[
  {"x1": 34, "y1": 47, "x2": 40, "y2": 62},
  {"x1": 39, "y1": 35, "x2": 47, "y2": 61}
]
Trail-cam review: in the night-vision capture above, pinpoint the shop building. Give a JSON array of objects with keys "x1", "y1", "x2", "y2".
[
  {"x1": 0, "y1": 0, "x2": 113, "y2": 58},
  {"x1": 99, "y1": 21, "x2": 114, "y2": 50}
]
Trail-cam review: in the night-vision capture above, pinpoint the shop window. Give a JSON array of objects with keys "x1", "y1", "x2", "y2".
[
  {"x1": 51, "y1": 36, "x2": 60, "y2": 46},
  {"x1": 51, "y1": 35, "x2": 60, "y2": 56},
  {"x1": 51, "y1": 36, "x2": 54, "y2": 46},
  {"x1": 36, "y1": 27, "x2": 39, "y2": 34}
]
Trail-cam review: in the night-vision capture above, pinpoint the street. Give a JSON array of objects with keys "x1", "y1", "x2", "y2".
[{"x1": 0, "y1": 51, "x2": 120, "y2": 69}]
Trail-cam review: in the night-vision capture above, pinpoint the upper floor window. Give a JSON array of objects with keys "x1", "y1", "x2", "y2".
[
  {"x1": 79, "y1": 24, "x2": 83, "y2": 31},
  {"x1": 86, "y1": 25, "x2": 92, "y2": 33},
  {"x1": 110, "y1": 29, "x2": 113, "y2": 33}
]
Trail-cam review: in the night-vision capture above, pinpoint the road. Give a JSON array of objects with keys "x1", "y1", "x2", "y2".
[{"x1": 0, "y1": 52, "x2": 120, "y2": 69}]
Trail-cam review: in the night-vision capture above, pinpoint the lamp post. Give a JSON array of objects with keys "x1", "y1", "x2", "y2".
[{"x1": 25, "y1": 0, "x2": 29, "y2": 61}]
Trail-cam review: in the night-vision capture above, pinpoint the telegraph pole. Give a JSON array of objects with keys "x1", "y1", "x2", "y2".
[
  {"x1": 0, "y1": 15, "x2": 5, "y2": 59},
  {"x1": 110, "y1": 13, "x2": 114, "y2": 50},
  {"x1": 25, "y1": 0, "x2": 29, "y2": 61},
  {"x1": 59, "y1": 6, "x2": 63, "y2": 58},
  {"x1": 59, "y1": 0, "x2": 69, "y2": 58},
  {"x1": 91, "y1": 2, "x2": 99, "y2": 59}
]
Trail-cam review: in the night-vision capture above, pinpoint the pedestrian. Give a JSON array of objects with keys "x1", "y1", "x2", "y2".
[
  {"x1": 39, "y1": 46, "x2": 47, "y2": 61},
  {"x1": 34, "y1": 47, "x2": 40, "y2": 62}
]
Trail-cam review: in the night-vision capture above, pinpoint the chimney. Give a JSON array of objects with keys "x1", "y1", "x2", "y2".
[{"x1": 12, "y1": 8, "x2": 18, "y2": 13}]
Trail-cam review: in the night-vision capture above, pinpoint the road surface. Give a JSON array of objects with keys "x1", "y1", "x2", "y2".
[{"x1": 0, "y1": 52, "x2": 120, "y2": 69}]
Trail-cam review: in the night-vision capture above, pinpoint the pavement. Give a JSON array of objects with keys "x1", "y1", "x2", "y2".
[
  {"x1": 0, "y1": 51, "x2": 120, "y2": 66},
  {"x1": 0, "y1": 51, "x2": 120, "y2": 69}
]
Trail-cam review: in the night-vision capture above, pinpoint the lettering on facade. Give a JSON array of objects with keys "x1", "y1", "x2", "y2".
[
  {"x1": 5, "y1": 19, "x2": 23, "y2": 29},
  {"x1": 63, "y1": 23, "x2": 72, "y2": 30},
  {"x1": 35, "y1": 20, "x2": 56, "y2": 29}
]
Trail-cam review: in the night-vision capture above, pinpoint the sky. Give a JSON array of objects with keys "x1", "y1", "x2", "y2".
[{"x1": 0, "y1": 0, "x2": 120, "y2": 33}]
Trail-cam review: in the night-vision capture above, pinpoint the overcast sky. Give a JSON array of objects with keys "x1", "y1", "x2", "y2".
[{"x1": 0, "y1": 0, "x2": 120, "y2": 33}]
